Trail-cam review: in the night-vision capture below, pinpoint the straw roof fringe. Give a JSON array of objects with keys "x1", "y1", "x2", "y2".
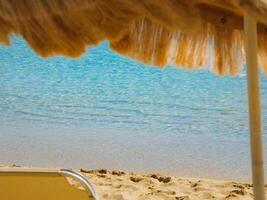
[{"x1": 1, "y1": 0, "x2": 267, "y2": 75}]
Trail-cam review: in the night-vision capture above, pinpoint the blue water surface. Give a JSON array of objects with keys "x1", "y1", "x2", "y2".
[{"x1": 0, "y1": 37, "x2": 267, "y2": 180}]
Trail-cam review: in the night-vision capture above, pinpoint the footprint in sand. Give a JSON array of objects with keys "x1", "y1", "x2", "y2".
[
  {"x1": 175, "y1": 196, "x2": 190, "y2": 200},
  {"x1": 130, "y1": 176, "x2": 143, "y2": 183},
  {"x1": 150, "y1": 174, "x2": 172, "y2": 183}
]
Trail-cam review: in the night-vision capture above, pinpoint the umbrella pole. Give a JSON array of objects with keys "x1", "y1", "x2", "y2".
[{"x1": 244, "y1": 13, "x2": 265, "y2": 200}]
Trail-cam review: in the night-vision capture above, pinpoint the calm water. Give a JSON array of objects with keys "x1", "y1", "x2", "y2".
[{"x1": 0, "y1": 37, "x2": 267, "y2": 181}]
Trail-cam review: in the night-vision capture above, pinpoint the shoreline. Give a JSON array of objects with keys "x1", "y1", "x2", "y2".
[
  {"x1": 1, "y1": 165, "x2": 266, "y2": 199},
  {"x1": 1, "y1": 124, "x2": 263, "y2": 182}
]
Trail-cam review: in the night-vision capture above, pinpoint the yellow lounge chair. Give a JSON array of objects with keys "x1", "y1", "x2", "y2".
[{"x1": 0, "y1": 168, "x2": 98, "y2": 200}]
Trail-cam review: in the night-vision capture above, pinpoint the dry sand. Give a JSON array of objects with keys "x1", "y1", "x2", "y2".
[
  {"x1": 80, "y1": 169, "x2": 267, "y2": 200},
  {"x1": 1, "y1": 165, "x2": 267, "y2": 199}
]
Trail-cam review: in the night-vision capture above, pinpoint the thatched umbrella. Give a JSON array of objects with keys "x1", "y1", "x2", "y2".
[{"x1": 0, "y1": 0, "x2": 266, "y2": 199}]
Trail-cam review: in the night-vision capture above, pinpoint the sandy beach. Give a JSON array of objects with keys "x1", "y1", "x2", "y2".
[
  {"x1": 2, "y1": 165, "x2": 266, "y2": 200},
  {"x1": 82, "y1": 169, "x2": 267, "y2": 200}
]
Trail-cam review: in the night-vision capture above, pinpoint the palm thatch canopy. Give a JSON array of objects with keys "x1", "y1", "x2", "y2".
[{"x1": 1, "y1": 0, "x2": 267, "y2": 75}]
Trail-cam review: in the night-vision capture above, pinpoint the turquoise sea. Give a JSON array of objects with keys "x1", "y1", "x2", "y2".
[{"x1": 0, "y1": 37, "x2": 267, "y2": 181}]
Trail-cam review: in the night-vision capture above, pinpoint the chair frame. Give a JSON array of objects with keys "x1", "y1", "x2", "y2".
[{"x1": 0, "y1": 168, "x2": 99, "y2": 200}]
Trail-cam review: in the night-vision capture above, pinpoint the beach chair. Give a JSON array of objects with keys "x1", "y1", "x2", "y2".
[{"x1": 0, "y1": 168, "x2": 98, "y2": 200}]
